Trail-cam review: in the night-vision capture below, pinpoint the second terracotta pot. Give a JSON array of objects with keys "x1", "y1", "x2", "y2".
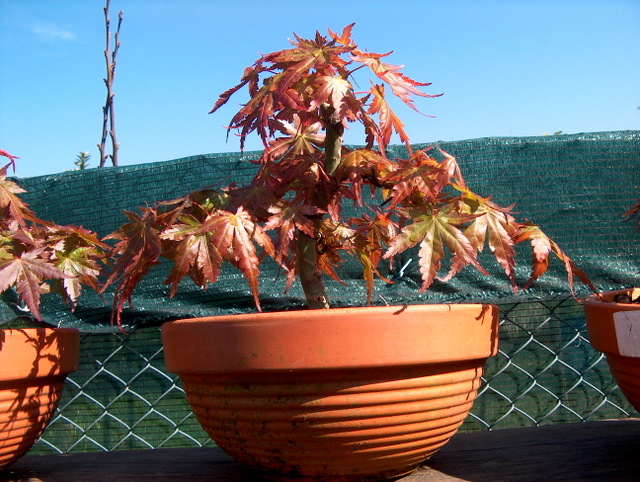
[
  {"x1": 162, "y1": 304, "x2": 499, "y2": 481},
  {"x1": 584, "y1": 288, "x2": 640, "y2": 413}
]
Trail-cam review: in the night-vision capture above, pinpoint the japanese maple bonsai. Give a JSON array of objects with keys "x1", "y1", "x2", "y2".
[
  {"x1": 103, "y1": 24, "x2": 590, "y2": 320},
  {"x1": 101, "y1": 25, "x2": 593, "y2": 480},
  {"x1": 0, "y1": 148, "x2": 106, "y2": 469}
]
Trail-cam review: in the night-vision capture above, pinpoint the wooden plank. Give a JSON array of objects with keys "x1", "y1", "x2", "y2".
[
  {"x1": 1, "y1": 419, "x2": 638, "y2": 481},
  {"x1": 412, "y1": 418, "x2": 640, "y2": 481}
]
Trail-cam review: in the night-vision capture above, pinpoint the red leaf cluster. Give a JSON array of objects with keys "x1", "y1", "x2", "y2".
[
  {"x1": 0, "y1": 151, "x2": 107, "y2": 321},
  {"x1": 101, "y1": 25, "x2": 595, "y2": 322}
]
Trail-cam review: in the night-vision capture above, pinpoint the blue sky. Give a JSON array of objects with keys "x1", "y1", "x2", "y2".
[{"x1": 0, "y1": 0, "x2": 638, "y2": 179}]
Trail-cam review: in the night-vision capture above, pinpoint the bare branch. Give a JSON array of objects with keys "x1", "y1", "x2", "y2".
[{"x1": 98, "y1": 0, "x2": 123, "y2": 167}]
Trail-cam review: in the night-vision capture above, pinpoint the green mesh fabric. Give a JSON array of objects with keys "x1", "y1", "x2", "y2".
[{"x1": 5, "y1": 131, "x2": 640, "y2": 331}]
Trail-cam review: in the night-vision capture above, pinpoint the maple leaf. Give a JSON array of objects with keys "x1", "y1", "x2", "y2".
[
  {"x1": 162, "y1": 207, "x2": 275, "y2": 310},
  {"x1": 0, "y1": 166, "x2": 32, "y2": 226},
  {"x1": 515, "y1": 223, "x2": 551, "y2": 289},
  {"x1": 435, "y1": 148, "x2": 467, "y2": 189},
  {"x1": 225, "y1": 183, "x2": 277, "y2": 221},
  {"x1": 315, "y1": 220, "x2": 356, "y2": 286},
  {"x1": 160, "y1": 214, "x2": 224, "y2": 297},
  {"x1": 327, "y1": 23, "x2": 356, "y2": 48},
  {"x1": 47, "y1": 224, "x2": 109, "y2": 255},
  {"x1": 386, "y1": 150, "x2": 449, "y2": 208},
  {"x1": 209, "y1": 66, "x2": 260, "y2": 115},
  {"x1": 351, "y1": 213, "x2": 397, "y2": 303},
  {"x1": 45, "y1": 224, "x2": 108, "y2": 307},
  {"x1": 0, "y1": 149, "x2": 19, "y2": 172},
  {"x1": 384, "y1": 207, "x2": 487, "y2": 291},
  {"x1": 264, "y1": 30, "x2": 353, "y2": 89},
  {"x1": 179, "y1": 188, "x2": 231, "y2": 215},
  {"x1": 222, "y1": 207, "x2": 275, "y2": 310},
  {"x1": 351, "y1": 49, "x2": 442, "y2": 113},
  {"x1": 367, "y1": 83, "x2": 410, "y2": 152},
  {"x1": 0, "y1": 249, "x2": 68, "y2": 320},
  {"x1": 263, "y1": 114, "x2": 325, "y2": 161},
  {"x1": 263, "y1": 153, "x2": 332, "y2": 204},
  {"x1": 4, "y1": 224, "x2": 40, "y2": 252},
  {"x1": 54, "y1": 246, "x2": 104, "y2": 307},
  {"x1": 455, "y1": 191, "x2": 519, "y2": 290},
  {"x1": 101, "y1": 208, "x2": 163, "y2": 323},
  {"x1": 337, "y1": 148, "x2": 391, "y2": 179},
  {"x1": 334, "y1": 148, "x2": 394, "y2": 205},
  {"x1": 515, "y1": 223, "x2": 596, "y2": 297},
  {"x1": 309, "y1": 75, "x2": 353, "y2": 118},
  {"x1": 264, "y1": 202, "x2": 320, "y2": 264},
  {"x1": 221, "y1": 72, "x2": 286, "y2": 150}
]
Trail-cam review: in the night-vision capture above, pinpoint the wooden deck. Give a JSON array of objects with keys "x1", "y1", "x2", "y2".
[{"x1": 2, "y1": 419, "x2": 639, "y2": 481}]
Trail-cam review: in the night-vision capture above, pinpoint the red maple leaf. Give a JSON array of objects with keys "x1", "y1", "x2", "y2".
[
  {"x1": 386, "y1": 150, "x2": 449, "y2": 208},
  {"x1": 455, "y1": 191, "x2": 519, "y2": 290},
  {"x1": 0, "y1": 149, "x2": 19, "y2": 172},
  {"x1": 516, "y1": 223, "x2": 597, "y2": 297},
  {"x1": 327, "y1": 23, "x2": 356, "y2": 48},
  {"x1": 163, "y1": 207, "x2": 275, "y2": 311},
  {"x1": 264, "y1": 202, "x2": 320, "y2": 265},
  {"x1": 351, "y1": 49, "x2": 442, "y2": 113},
  {"x1": 385, "y1": 206, "x2": 487, "y2": 291},
  {"x1": 351, "y1": 212, "x2": 397, "y2": 303},
  {"x1": 0, "y1": 249, "x2": 68, "y2": 320},
  {"x1": 263, "y1": 114, "x2": 324, "y2": 161},
  {"x1": 0, "y1": 165, "x2": 31, "y2": 227},
  {"x1": 367, "y1": 83, "x2": 410, "y2": 152},
  {"x1": 101, "y1": 208, "x2": 163, "y2": 323}
]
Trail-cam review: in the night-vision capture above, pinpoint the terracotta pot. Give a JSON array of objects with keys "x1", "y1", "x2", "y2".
[
  {"x1": 162, "y1": 304, "x2": 499, "y2": 481},
  {"x1": 0, "y1": 328, "x2": 80, "y2": 469},
  {"x1": 584, "y1": 288, "x2": 640, "y2": 412}
]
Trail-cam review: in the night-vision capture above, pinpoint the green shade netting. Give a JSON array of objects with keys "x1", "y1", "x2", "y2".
[{"x1": 4, "y1": 131, "x2": 639, "y2": 331}]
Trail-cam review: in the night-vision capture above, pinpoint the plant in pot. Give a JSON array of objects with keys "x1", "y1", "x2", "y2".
[
  {"x1": 0, "y1": 149, "x2": 106, "y2": 469},
  {"x1": 583, "y1": 194, "x2": 640, "y2": 413},
  {"x1": 102, "y1": 25, "x2": 593, "y2": 480}
]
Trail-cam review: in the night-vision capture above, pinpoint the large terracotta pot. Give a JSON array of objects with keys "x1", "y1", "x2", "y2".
[
  {"x1": 162, "y1": 304, "x2": 499, "y2": 481},
  {"x1": 0, "y1": 328, "x2": 80, "y2": 469},
  {"x1": 584, "y1": 288, "x2": 640, "y2": 412}
]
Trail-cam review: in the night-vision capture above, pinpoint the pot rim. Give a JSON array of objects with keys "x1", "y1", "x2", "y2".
[
  {"x1": 0, "y1": 328, "x2": 80, "y2": 382},
  {"x1": 583, "y1": 288, "x2": 640, "y2": 357},
  {"x1": 585, "y1": 288, "x2": 640, "y2": 306},
  {"x1": 161, "y1": 303, "x2": 499, "y2": 374}
]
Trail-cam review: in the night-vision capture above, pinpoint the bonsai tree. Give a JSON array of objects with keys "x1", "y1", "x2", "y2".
[
  {"x1": 0, "y1": 148, "x2": 107, "y2": 324},
  {"x1": 103, "y1": 24, "x2": 593, "y2": 325}
]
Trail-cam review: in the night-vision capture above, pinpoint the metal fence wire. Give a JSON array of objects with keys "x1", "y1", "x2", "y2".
[{"x1": 32, "y1": 296, "x2": 634, "y2": 455}]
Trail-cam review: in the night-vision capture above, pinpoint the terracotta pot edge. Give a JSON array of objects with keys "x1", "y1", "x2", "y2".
[
  {"x1": 0, "y1": 328, "x2": 81, "y2": 382},
  {"x1": 161, "y1": 303, "x2": 499, "y2": 374}
]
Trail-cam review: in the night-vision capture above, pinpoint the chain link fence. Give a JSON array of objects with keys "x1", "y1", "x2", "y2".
[{"x1": 31, "y1": 296, "x2": 634, "y2": 455}]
